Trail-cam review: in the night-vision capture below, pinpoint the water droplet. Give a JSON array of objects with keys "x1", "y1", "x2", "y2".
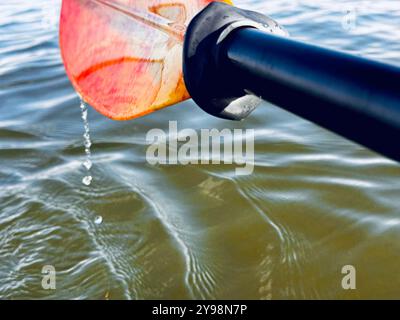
[
  {"x1": 83, "y1": 159, "x2": 92, "y2": 170},
  {"x1": 81, "y1": 109, "x2": 88, "y2": 121},
  {"x1": 84, "y1": 140, "x2": 92, "y2": 148},
  {"x1": 82, "y1": 175, "x2": 92, "y2": 186},
  {"x1": 80, "y1": 101, "x2": 87, "y2": 111},
  {"x1": 94, "y1": 215, "x2": 103, "y2": 225}
]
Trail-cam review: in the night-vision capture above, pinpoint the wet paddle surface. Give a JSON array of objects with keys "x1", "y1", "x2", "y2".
[{"x1": 1, "y1": 0, "x2": 400, "y2": 299}]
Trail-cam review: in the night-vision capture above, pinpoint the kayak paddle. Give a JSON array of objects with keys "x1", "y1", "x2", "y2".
[{"x1": 60, "y1": 1, "x2": 400, "y2": 162}]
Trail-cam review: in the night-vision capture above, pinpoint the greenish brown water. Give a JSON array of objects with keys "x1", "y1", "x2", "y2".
[{"x1": 1, "y1": 0, "x2": 400, "y2": 299}]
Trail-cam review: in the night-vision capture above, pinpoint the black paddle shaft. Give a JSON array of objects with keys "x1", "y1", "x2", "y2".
[
  {"x1": 183, "y1": 2, "x2": 400, "y2": 162},
  {"x1": 221, "y1": 28, "x2": 400, "y2": 161}
]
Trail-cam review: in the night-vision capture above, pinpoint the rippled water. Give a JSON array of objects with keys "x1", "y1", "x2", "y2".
[{"x1": 1, "y1": 0, "x2": 400, "y2": 299}]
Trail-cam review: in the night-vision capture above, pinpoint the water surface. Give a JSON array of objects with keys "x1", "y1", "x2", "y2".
[{"x1": 1, "y1": 0, "x2": 400, "y2": 299}]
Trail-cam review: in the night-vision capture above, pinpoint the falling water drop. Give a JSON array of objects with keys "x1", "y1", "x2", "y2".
[
  {"x1": 83, "y1": 159, "x2": 92, "y2": 170},
  {"x1": 82, "y1": 175, "x2": 92, "y2": 186},
  {"x1": 94, "y1": 215, "x2": 103, "y2": 225},
  {"x1": 81, "y1": 109, "x2": 88, "y2": 121}
]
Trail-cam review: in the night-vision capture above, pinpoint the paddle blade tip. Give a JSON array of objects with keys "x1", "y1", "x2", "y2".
[{"x1": 59, "y1": 0, "x2": 232, "y2": 120}]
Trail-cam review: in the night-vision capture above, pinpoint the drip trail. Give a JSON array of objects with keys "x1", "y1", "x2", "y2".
[{"x1": 80, "y1": 100, "x2": 93, "y2": 186}]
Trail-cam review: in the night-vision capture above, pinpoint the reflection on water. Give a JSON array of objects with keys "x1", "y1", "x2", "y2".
[{"x1": 0, "y1": 0, "x2": 400, "y2": 299}]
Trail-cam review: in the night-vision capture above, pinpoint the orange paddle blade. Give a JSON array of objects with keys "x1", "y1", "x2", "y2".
[{"x1": 59, "y1": 0, "x2": 232, "y2": 120}]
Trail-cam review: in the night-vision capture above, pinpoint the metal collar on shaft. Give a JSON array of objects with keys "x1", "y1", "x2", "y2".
[{"x1": 183, "y1": 2, "x2": 286, "y2": 120}]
